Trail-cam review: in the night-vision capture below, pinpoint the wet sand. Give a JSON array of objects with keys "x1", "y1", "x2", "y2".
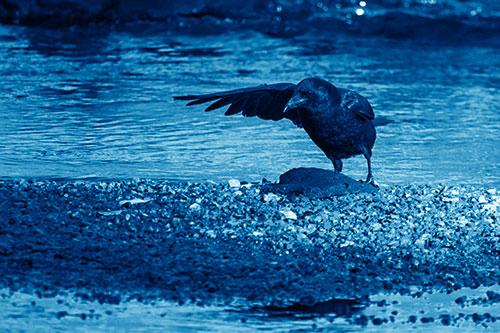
[{"x1": 1, "y1": 170, "x2": 499, "y2": 329}]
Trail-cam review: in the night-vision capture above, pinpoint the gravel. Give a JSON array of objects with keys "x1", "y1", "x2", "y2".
[{"x1": 0, "y1": 171, "x2": 499, "y2": 313}]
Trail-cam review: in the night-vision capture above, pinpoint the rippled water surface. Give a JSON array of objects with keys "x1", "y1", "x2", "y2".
[{"x1": 1, "y1": 23, "x2": 499, "y2": 185}]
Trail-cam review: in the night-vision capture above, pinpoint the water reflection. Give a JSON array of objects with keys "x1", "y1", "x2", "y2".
[{"x1": 21, "y1": 26, "x2": 113, "y2": 58}]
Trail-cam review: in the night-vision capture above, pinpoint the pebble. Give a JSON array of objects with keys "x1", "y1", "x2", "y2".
[
  {"x1": 228, "y1": 179, "x2": 240, "y2": 188},
  {"x1": 119, "y1": 198, "x2": 151, "y2": 206},
  {"x1": 340, "y1": 240, "x2": 355, "y2": 247},
  {"x1": 280, "y1": 209, "x2": 297, "y2": 220},
  {"x1": 97, "y1": 210, "x2": 122, "y2": 216},
  {"x1": 189, "y1": 203, "x2": 201, "y2": 211},
  {"x1": 263, "y1": 193, "x2": 280, "y2": 202}
]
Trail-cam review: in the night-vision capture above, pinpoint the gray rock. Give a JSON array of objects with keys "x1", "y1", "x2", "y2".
[{"x1": 270, "y1": 167, "x2": 377, "y2": 197}]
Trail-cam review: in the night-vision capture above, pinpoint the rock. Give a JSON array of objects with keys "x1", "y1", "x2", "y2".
[{"x1": 269, "y1": 167, "x2": 377, "y2": 197}]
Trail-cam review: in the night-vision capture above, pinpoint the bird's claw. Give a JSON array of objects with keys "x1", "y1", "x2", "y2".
[{"x1": 360, "y1": 178, "x2": 378, "y2": 188}]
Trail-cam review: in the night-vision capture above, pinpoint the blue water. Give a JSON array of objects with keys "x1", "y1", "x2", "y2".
[{"x1": 0, "y1": 1, "x2": 499, "y2": 186}]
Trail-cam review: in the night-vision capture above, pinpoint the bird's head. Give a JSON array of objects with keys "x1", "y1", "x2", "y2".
[{"x1": 284, "y1": 78, "x2": 340, "y2": 113}]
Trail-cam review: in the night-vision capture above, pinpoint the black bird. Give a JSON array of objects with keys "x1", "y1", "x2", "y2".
[{"x1": 174, "y1": 78, "x2": 376, "y2": 183}]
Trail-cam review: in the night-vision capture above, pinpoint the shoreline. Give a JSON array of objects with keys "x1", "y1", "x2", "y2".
[{"x1": 1, "y1": 176, "x2": 499, "y2": 326}]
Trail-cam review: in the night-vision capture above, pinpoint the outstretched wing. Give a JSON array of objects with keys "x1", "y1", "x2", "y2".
[
  {"x1": 174, "y1": 83, "x2": 301, "y2": 124},
  {"x1": 339, "y1": 89, "x2": 375, "y2": 121}
]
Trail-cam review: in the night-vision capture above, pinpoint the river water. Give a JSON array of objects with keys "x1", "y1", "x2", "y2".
[{"x1": 0, "y1": 9, "x2": 499, "y2": 185}]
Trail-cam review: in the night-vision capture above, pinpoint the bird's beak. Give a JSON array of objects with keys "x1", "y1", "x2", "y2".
[{"x1": 284, "y1": 95, "x2": 307, "y2": 113}]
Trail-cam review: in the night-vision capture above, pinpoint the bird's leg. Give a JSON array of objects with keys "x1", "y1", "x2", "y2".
[
  {"x1": 363, "y1": 152, "x2": 375, "y2": 185},
  {"x1": 331, "y1": 158, "x2": 343, "y2": 172}
]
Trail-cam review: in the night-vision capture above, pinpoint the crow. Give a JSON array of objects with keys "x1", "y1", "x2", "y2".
[{"x1": 174, "y1": 77, "x2": 376, "y2": 184}]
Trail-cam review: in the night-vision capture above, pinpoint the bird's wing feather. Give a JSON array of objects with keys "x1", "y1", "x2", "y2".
[
  {"x1": 174, "y1": 83, "x2": 299, "y2": 123},
  {"x1": 340, "y1": 90, "x2": 375, "y2": 120}
]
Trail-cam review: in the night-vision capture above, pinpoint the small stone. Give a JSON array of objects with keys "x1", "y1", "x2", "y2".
[
  {"x1": 441, "y1": 315, "x2": 451, "y2": 326},
  {"x1": 97, "y1": 210, "x2": 122, "y2": 217},
  {"x1": 478, "y1": 195, "x2": 487, "y2": 203},
  {"x1": 263, "y1": 193, "x2": 280, "y2": 202},
  {"x1": 189, "y1": 203, "x2": 201, "y2": 211},
  {"x1": 280, "y1": 209, "x2": 297, "y2": 220},
  {"x1": 420, "y1": 317, "x2": 434, "y2": 323},
  {"x1": 56, "y1": 311, "x2": 68, "y2": 319},
  {"x1": 415, "y1": 239, "x2": 425, "y2": 248},
  {"x1": 119, "y1": 198, "x2": 151, "y2": 206},
  {"x1": 415, "y1": 234, "x2": 432, "y2": 247},
  {"x1": 305, "y1": 224, "x2": 316, "y2": 233},
  {"x1": 340, "y1": 240, "x2": 354, "y2": 247},
  {"x1": 228, "y1": 179, "x2": 240, "y2": 188}
]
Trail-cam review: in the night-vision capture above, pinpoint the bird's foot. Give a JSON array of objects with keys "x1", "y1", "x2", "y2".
[{"x1": 360, "y1": 177, "x2": 378, "y2": 188}]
